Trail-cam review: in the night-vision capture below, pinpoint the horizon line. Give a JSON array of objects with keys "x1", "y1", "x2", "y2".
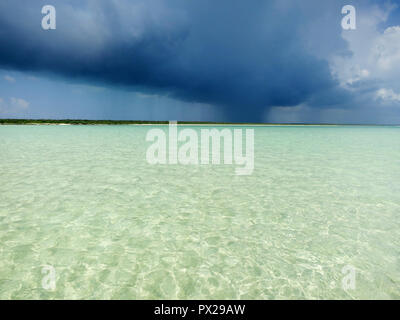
[{"x1": 0, "y1": 118, "x2": 399, "y2": 126}]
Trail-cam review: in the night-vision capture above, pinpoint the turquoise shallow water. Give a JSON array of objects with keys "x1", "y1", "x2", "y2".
[{"x1": 0, "y1": 125, "x2": 399, "y2": 299}]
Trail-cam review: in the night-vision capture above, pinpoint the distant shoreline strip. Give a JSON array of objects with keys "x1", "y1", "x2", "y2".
[{"x1": 0, "y1": 119, "x2": 398, "y2": 126}]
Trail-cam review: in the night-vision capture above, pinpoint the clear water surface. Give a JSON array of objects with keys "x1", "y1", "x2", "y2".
[{"x1": 0, "y1": 125, "x2": 399, "y2": 299}]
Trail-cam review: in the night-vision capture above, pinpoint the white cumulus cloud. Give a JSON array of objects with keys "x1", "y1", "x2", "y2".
[
  {"x1": 376, "y1": 88, "x2": 400, "y2": 103},
  {"x1": 372, "y1": 26, "x2": 400, "y2": 73},
  {"x1": 331, "y1": 4, "x2": 400, "y2": 88}
]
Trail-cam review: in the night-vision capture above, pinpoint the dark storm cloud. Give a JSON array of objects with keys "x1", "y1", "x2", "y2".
[{"x1": 0, "y1": 0, "x2": 352, "y2": 121}]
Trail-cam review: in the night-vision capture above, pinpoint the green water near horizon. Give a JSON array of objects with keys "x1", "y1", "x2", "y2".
[{"x1": 0, "y1": 125, "x2": 399, "y2": 299}]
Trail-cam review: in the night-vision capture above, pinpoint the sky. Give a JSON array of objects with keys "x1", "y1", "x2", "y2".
[{"x1": 0, "y1": 0, "x2": 399, "y2": 124}]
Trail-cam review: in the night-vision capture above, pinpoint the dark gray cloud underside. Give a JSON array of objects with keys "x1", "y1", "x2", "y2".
[{"x1": 0, "y1": 0, "x2": 354, "y2": 121}]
